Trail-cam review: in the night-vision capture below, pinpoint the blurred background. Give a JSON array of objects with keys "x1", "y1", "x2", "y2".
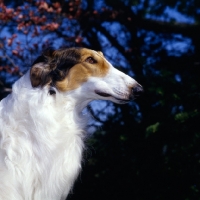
[{"x1": 0, "y1": 0, "x2": 200, "y2": 199}]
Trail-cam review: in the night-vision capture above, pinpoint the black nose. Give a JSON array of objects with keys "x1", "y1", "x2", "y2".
[{"x1": 132, "y1": 84, "x2": 143, "y2": 98}]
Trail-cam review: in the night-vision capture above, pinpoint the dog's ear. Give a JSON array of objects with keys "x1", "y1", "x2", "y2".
[
  {"x1": 30, "y1": 48, "x2": 55, "y2": 87},
  {"x1": 30, "y1": 63, "x2": 52, "y2": 87}
]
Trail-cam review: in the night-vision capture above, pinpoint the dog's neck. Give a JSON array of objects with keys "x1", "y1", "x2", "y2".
[{"x1": 10, "y1": 72, "x2": 89, "y2": 142}]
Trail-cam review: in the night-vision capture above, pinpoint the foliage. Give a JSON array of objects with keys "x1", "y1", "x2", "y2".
[{"x1": 0, "y1": 0, "x2": 200, "y2": 199}]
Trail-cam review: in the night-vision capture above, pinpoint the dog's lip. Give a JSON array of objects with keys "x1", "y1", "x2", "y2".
[
  {"x1": 95, "y1": 90, "x2": 111, "y2": 97},
  {"x1": 95, "y1": 90, "x2": 130, "y2": 102}
]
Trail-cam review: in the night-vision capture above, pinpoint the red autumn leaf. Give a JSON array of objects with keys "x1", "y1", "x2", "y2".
[
  {"x1": 52, "y1": 2, "x2": 61, "y2": 9},
  {"x1": 12, "y1": 50, "x2": 19, "y2": 56},
  {"x1": 75, "y1": 36, "x2": 83, "y2": 43},
  {"x1": 7, "y1": 38, "x2": 12, "y2": 46},
  {"x1": 38, "y1": 2, "x2": 49, "y2": 11}
]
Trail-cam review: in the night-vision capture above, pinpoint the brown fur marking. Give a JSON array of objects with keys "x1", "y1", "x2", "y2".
[{"x1": 56, "y1": 48, "x2": 109, "y2": 92}]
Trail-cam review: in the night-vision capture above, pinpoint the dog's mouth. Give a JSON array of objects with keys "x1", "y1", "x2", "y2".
[
  {"x1": 95, "y1": 90, "x2": 130, "y2": 103},
  {"x1": 95, "y1": 91, "x2": 111, "y2": 97}
]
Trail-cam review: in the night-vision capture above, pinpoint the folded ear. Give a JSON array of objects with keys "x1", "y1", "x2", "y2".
[
  {"x1": 30, "y1": 48, "x2": 55, "y2": 87},
  {"x1": 30, "y1": 63, "x2": 52, "y2": 87}
]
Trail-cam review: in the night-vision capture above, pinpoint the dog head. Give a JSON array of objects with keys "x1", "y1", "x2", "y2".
[{"x1": 30, "y1": 48, "x2": 143, "y2": 104}]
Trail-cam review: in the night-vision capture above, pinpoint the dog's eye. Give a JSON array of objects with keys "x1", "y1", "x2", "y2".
[{"x1": 85, "y1": 57, "x2": 96, "y2": 64}]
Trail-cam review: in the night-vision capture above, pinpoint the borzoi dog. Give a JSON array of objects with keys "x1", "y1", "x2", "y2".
[{"x1": 0, "y1": 48, "x2": 143, "y2": 200}]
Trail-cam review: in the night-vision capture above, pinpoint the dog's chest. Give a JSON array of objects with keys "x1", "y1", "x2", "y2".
[{"x1": 35, "y1": 131, "x2": 84, "y2": 175}]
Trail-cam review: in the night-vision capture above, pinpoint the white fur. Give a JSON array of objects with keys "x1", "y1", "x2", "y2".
[{"x1": 0, "y1": 59, "x2": 139, "y2": 200}]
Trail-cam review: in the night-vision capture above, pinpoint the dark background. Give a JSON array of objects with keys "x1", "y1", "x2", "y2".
[{"x1": 0, "y1": 0, "x2": 200, "y2": 199}]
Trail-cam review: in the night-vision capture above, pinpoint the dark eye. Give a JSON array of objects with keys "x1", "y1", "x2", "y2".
[{"x1": 85, "y1": 57, "x2": 96, "y2": 64}]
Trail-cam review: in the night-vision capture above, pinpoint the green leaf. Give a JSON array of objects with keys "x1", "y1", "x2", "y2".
[
  {"x1": 174, "y1": 112, "x2": 189, "y2": 123},
  {"x1": 145, "y1": 122, "x2": 160, "y2": 138}
]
